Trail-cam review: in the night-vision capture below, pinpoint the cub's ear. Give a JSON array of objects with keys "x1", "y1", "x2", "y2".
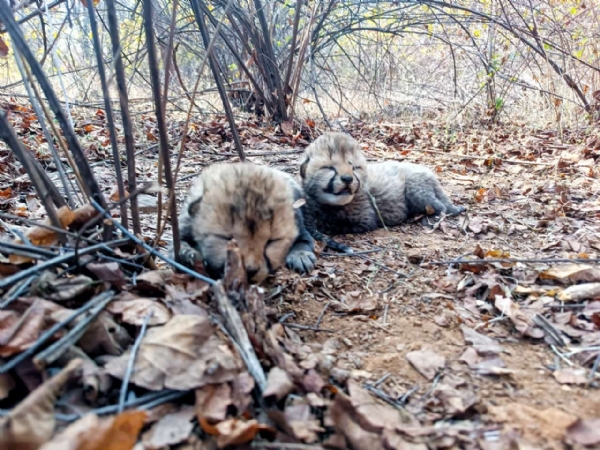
[
  {"x1": 299, "y1": 156, "x2": 309, "y2": 179},
  {"x1": 186, "y1": 177, "x2": 204, "y2": 217},
  {"x1": 187, "y1": 197, "x2": 202, "y2": 217}
]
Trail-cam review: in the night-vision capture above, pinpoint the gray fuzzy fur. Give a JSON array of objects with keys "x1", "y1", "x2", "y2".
[{"x1": 300, "y1": 133, "x2": 464, "y2": 237}]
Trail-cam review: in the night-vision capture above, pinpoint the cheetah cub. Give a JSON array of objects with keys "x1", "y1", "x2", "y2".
[
  {"x1": 299, "y1": 132, "x2": 464, "y2": 245},
  {"x1": 175, "y1": 162, "x2": 316, "y2": 283}
]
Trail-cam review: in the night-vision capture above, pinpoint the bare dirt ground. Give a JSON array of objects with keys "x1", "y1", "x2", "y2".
[
  {"x1": 164, "y1": 118, "x2": 600, "y2": 448},
  {"x1": 2, "y1": 106, "x2": 600, "y2": 449}
]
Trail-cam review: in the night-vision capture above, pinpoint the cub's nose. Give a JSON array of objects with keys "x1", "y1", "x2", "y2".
[
  {"x1": 340, "y1": 175, "x2": 353, "y2": 185},
  {"x1": 246, "y1": 266, "x2": 260, "y2": 281}
]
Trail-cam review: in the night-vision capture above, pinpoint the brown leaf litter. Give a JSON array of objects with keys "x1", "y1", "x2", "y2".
[{"x1": 2, "y1": 117, "x2": 600, "y2": 448}]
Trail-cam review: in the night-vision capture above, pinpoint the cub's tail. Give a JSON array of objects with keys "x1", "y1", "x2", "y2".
[{"x1": 405, "y1": 170, "x2": 464, "y2": 217}]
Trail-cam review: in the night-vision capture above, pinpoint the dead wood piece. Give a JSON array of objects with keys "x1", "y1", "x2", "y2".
[
  {"x1": 314, "y1": 301, "x2": 331, "y2": 329},
  {"x1": 223, "y1": 240, "x2": 248, "y2": 307},
  {"x1": 0, "y1": 276, "x2": 35, "y2": 309},
  {"x1": 282, "y1": 323, "x2": 334, "y2": 333},
  {"x1": 190, "y1": 0, "x2": 245, "y2": 160},
  {"x1": 213, "y1": 281, "x2": 267, "y2": 392}
]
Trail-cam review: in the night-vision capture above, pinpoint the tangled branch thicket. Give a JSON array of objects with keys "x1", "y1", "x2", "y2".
[{"x1": 1, "y1": 0, "x2": 599, "y2": 127}]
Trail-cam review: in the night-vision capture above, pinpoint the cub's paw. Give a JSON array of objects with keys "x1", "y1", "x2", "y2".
[
  {"x1": 177, "y1": 243, "x2": 203, "y2": 269},
  {"x1": 325, "y1": 238, "x2": 353, "y2": 254},
  {"x1": 286, "y1": 249, "x2": 317, "y2": 274},
  {"x1": 449, "y1": 205, "x2": 466, "y2": 216},
  {"x1": 418, "y1": 215, "x2": 435, "y2": 228}
]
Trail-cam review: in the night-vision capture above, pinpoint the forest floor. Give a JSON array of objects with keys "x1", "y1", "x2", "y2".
[{"x1": 2, "y1": 106, "x2": 600, "y2": 449}]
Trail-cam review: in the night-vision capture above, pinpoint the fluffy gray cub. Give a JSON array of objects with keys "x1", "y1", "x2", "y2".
[
  {"x1": 173, "y1": 162, "x2": 316, "y2": 284},
  {"x1": 299, "y1": 132, "x2": 464, "y2": 238}
]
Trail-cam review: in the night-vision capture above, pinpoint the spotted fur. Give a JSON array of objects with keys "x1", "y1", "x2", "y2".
[
  {"x1": 175, "y1": 163, "x2": 316, "y2": 284},
  {"x1": 299, "y1": 132, "x2": 464, "y2": 241}
]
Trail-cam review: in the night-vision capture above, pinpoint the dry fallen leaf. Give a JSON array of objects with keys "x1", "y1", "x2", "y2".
[
  {"x1": 433, "y1": 314, "x2": 450, "y2": 327},
  {"x1": 405, "y1": 348, "x2": 446, "y2": 381},
  {"x1": 8, "y1": 206, "x2": 77, "y2": 264},
  {"x1": 263, "y1": 367, "x2": 293, "y2": 401},
  {"x1": 461, "y1": 325, "x2": 503, "y2": 355},
  {"x1": 195, "y1": 383, "x2": 232, "y2": 422},
  {"x1": 39, "y1": 414, "x2": 100, "y2": 450},
  {"x1": 459, "y1": 347, "x2": 512, "y2": 375},
  {"x1": 30, "y1": 273, "x2": 95, "y2": 302},
  {"x1": 494, "y1": 296, "x2": 544, "y2": 339},
  {"x1": 433, "y1": 383, "x2": 479, "y2": 416},
  {"x1": 347, "y1": 380, "x2": 413, "y2": 430},
  {"x1": 105, "y1": 315, "x2": 241, "y2": 391},
  {"x1": 553, "y1": 368, "x2": 587, "y2": 385},
  {"x1": 133, "y1": 270, "x2": 174, "y2": 295},
  {"x1": 107, "y1": 297, "x2": 171, "y2": 326},
  {"x1": 142, "y1": 406, "x2": 195, "y2": 449},
  {"x1": 0, "y1": 359, "x2": 82, "y2": 450},
  {"x1": 48, "y1": 309, "x2": 131, "y2": 357},
  {"x1": 0, "y1": 302, "x2": 47, "y2": 357},
  {"x1": 344, "y1": 295, "x2": 379, "y2": 313},
  {"x1": 40, "y1": 410, "x2": 145, "y2": 450},
  {"x1": 565, "y1": 418, "x2": 600, "y2": 446},
  {"x1": 80, "y1": 410, "x2": 146, "y2": 450},
  {"x1": 208, "y1": 418, "x2": 274, "y2": 448},
  {"x1": 330, "y1": 389, "x2": 385, "y2": 450},
  {"x1": 281, "y1": 120, "x2": 294, "y2": 135},
  {"x1": 302, "y1": 369, "x2": 325, "y2": 393},
  {"x1": 86, "y1": 262, "x2": 127, "y2": 289},
  {"x1": 540, "y1": 264, "x2": 600, "y2": 284},
  {"x1": 284, "y1": 404, "x2": 324, "y2": 443}
]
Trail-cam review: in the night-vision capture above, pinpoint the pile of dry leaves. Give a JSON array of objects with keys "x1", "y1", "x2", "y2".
[{"x1": 0, "y1": 234, "x2": 456, "y2": 450}]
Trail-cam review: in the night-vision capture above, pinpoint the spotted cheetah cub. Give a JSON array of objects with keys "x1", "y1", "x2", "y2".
[
  {"x1": 299, "y1": 132, "x2": 464, "y2": 242},
  {"x1": 176, "y1": 163, "x2": 316, "y2": 284}
]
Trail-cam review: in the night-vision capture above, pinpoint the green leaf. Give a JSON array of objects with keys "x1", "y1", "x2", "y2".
[{"x1": 495, "y1": 98, "x2": 504, "y2": 111}]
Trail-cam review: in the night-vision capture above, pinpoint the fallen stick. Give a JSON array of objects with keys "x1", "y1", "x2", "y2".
[
  {"x1": 118, "y1": 311, "x2": 153, "y2": 413},
  {"x1": 0, "y1": 239, "x2": 129, "y2": 291},
  {"x1": 213, "y1": 281, "x2": 267, "y2": 391}
]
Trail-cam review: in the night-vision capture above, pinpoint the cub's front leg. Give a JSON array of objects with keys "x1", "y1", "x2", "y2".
[
  {"x1": 286, "y1": 193, "x2": 317, "y2": 273},
  {"x1": 172, "y1": 213, "x2": 205, "y2": 271},
  {"x1": 176, "y1": 240, "x2": 203, "y2": 269},
  {"x1": 301, "y1": 198, "x2": 353, "y2": 254}
]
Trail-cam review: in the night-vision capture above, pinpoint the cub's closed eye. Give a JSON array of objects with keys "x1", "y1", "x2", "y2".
[
  {"x1": 267, "y1": 239, "x2": 282, "y2": 245},
  {"x1": 322, "y1": 166, "x2": 335, "y2": 171},
  {"x1": 214, "y1": 234, "x2": 233, "y2": 240},
  {"x1": 354, "y1": 166, "x2": 363, "y2": 170}
]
